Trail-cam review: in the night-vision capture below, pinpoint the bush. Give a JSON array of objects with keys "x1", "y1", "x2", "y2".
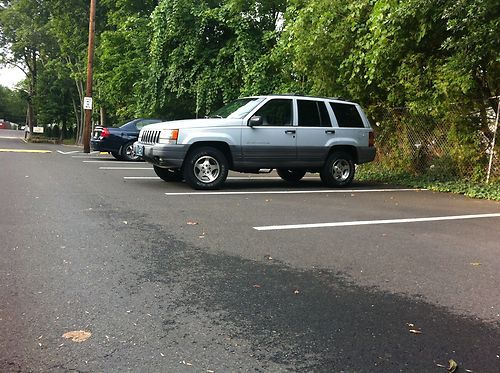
[{"x1": 357, "y1": 163, "x2": 500, "y2": 201}]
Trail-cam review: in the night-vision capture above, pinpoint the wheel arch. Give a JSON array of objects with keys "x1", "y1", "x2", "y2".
[
  {"x1": 184, "y1": 141, "x2": 234, "y2": 168},
  {"x1": 327, "y1": 145, "x2": 358, "y2": 163}
]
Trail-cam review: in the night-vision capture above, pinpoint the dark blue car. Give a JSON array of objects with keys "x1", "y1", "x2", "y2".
[{"x1": 90, "y1": 118, "x2": 162, "y2": 161}]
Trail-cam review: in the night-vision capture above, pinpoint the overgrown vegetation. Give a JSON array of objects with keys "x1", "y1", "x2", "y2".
[{"x1": 357, "y1": 164, "x2": 500, "y2": 201}]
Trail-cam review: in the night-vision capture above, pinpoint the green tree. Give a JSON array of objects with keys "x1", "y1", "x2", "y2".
[
  {"x1": 0, "y1": 0, "x2": 51, "y2": 134},
  {"x1": 0, "y1": 85, "x2": 25, "y2": 123},
  {"x1": 147, "y1": 0, "x2": 287, "y2": 117},
  {"x1": 96, "y1": 0, "x2": 160, "y2": 123}
]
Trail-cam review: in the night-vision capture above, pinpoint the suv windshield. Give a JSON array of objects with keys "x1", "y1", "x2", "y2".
[{"x1": 209, "y1": 98, "x2": 264, "y2": 119}]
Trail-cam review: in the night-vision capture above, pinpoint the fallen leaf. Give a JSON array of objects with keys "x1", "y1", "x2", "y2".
[
  {"x1": 409, "y1": 329, "x2": 422, "y2": 334},
  {"x1": 122, "y1": 221, "x2": 128, "y2": 225},
  {"x1": 447, "y1": 359, "x2": 458, "y2": 373},
  {"x1": 264, "y1": 255, "x2": 273, "y2": 260},
  {"x1": 470, "y1": 262, "x2": 481, "y2": 266},
  {"x1": 62, "y1": 330, "x2": 92, "y2": 342},
  {"x1": 406, "y1": 323, "x2": 415, "y2": 327},
  {"x1": 253, "y1": 284, "x2": 261, "y2": 288},
  {"x1": 293, "y1": 289, "x2": 300, "y2": 295},
  {"x1": 186, "y1": 221, "x2": 198, "y2": 225}
]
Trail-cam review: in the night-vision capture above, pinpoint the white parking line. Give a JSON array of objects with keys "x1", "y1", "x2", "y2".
[
  {"x1": 253, "y1": 213, "x2": 500, "y2": 231},
  {"x1": 57, "y1": 150, "x2": 80, "y2": 154},
  {"x1": 84, "y1": 160, "x2": 139, "y2": 164},
  {"x1": 99, "y1": 167, "x2": 153, "y2": 170},
  {"x1": 164, "y1": 188, "x2": 425, "y2": 196},
  {"x1": 72, "y1": 155, "x2": 106, "y2": 159},
  {"x1": 124, "y1": 176, "x2": 158, "y2": 180},
  {"x1": 123, "y1": 176, "x2": 320, "y2": 180}
]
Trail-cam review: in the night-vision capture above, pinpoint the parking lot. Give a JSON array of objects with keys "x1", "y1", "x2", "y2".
[{"x1": 1, "y1": 133, "x2": 499, "y2": 372}]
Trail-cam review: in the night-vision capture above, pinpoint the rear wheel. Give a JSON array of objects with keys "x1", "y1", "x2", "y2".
[
  {"x1": 121, "y1": 142, "x2": 140, "y2": 161},
  {"x1": 183, "y1": 147, "x2": 228, "y2": 190},
  {"x1": 154, "y1": 165, "x2": 183, "y2": 182},
  {"x1": 320, "y1": 151, "x2": 355, "y2": 187},
  {"x1": 277, "y1": 169, "x2": 306, "y2": 182}
]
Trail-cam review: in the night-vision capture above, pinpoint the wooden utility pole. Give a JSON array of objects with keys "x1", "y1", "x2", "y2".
[{"x1": 83, "y1": 0, "x2": 96, "y2": 153}]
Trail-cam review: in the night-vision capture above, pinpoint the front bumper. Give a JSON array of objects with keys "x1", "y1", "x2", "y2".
[{"x1": 134, "y1": 142, "x2": 189, "y2": 168}]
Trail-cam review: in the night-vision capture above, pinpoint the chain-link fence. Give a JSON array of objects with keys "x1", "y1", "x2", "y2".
[{"x1": 370, "y1": 101, "x2": 500, "y2": 183}]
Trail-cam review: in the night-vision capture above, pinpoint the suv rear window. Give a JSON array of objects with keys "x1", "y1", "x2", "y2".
[
  {"x1": 330, "y1": 103, "x2": 365, "y2": 128},
  {"x1": 297, "y1": 100, "x2": 332, "y2": 127}
]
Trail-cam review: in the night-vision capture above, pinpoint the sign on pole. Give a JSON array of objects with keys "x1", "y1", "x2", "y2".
[{"x1": 84, "y1": 97, "x2": 93, "y2": 110}]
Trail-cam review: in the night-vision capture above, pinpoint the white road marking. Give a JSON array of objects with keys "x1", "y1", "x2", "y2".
[
  {"x1": 57, "y1": 150, "x2": 80, "y2": 154},
  {"x1": 164, "y1": 188, "x2": 425, "y2": 196},
  {"x1": 0, "y1": 136, "x2": 23, "y2": 139},
  {"x1": 124, "y1": 176, "x2": 158, "y2": 180},
  {"x1": 72, "y1": 157, "x2": 112, "y2": 160},
  {"x1": 123, "y1": 176, "x2": 320, "y2": 180},
  {"x1": 99, "y1": 167, "x2": 153, "y2": 170},
  {"x1": 253, "y1": 213, "x2": 500, "y2": 231},
  {"x1": 84, "y1": 160, "x2": 140, "y2": 164}
]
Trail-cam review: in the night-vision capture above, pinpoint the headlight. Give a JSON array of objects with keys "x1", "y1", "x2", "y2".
[{"x1": 158, "y1": 129, "x2": 179, "y2": 144}]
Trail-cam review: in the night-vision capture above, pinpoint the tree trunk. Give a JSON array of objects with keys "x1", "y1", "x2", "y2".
[{"x1": 100, "y1": 106, "x2": 106, "y2": 127}]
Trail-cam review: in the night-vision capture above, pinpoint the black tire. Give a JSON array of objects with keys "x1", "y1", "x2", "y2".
[
  {"x1": 276, "y1": 168, "x2": 306, "y2": 182},
  {"x1": 183, "y1": 147, "x2": 228, "y2": 190},
  {"x1": 111, "y1": 152, "x2": 123, "y2": 160},
  {"x1": 154, "y1": 165, "x2": 183, "y2": 182},
  {"x1": 320, "y1": 151, "x2": 355, "y2": 187},
  {"x1": 121, "y1": 142, "x2": 140, "y2": 161}
]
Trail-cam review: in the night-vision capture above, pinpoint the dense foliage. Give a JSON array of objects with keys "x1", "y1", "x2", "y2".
[
  {"x1": 1, "y1": 0, "x2": 499, "y2": 186},
  {"x1": 0, "y1": 85, "x2": 25, "y2": 123}
]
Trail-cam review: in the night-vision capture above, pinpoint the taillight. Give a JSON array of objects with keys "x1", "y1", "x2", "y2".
[
  {"x1": 100, "y1": 128, "x2": 110, "y2": 138},
  {"x1": 369, "y1": 131, "x2": 375, "y2": 147}
]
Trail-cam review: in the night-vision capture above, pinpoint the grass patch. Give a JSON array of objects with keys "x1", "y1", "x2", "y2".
[
  {"x1": 62, "y1": 138, "x2": 77, "y2": 145},
  {"x1": 357, "y1": 164, "x2": 500, "y2": 201},
  {"x1": 27, "y1": 136, "x2": 61, "y2": 144}
]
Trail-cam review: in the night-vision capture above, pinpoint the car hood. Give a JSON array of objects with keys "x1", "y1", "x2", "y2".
[{"x1": 140, "y1": 118, "x2": 243, "y2": 131}]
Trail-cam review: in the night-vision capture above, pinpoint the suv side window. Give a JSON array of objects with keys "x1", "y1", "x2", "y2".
[
  {"x1": 254, "y1": 99, "x2": 293, "y2": 126},
  {"x1": 330, "y1": 103, "x2": 365, "y2": 128},
  {"x1": 298, "y1": 100, "x2": 332, "y2": 127}
]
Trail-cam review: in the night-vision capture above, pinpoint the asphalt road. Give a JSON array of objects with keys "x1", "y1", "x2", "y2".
[{"x1": 1, "y1": 129, "x2": 499, "y2": 372}]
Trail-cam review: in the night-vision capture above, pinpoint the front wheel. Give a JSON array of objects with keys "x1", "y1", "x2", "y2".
[
  {"x1": 154, "y1": 165, "x2": 183, "y2": 182},
  {"x1": 183, "y1": 147, "x2": 228, "y2": 190},
  {"x1": 276, "y1": 169, "x2": 306, "y2": 182},
  {"x1": 320, "y1": 151, "x2": 355, "y2": 187}
]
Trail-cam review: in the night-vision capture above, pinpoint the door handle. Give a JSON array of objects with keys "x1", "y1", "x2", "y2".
[
  {"x1": 325, "y1": 129, "x2": 336, "y2": 134},
  {"x1": 285, "y1": 130, "x2": 296, "y2": 134}
]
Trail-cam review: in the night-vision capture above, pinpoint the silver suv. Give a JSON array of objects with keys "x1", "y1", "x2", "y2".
[{"x1": 134, "y1": 95, "x2": 376, "y2": 189}]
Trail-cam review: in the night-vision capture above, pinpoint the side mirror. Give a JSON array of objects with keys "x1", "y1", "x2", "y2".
[{"x1": 248, "y1": 116, "x2": 263, "y2": 127}]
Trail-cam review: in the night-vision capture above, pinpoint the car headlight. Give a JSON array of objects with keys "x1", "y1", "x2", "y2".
[{"x1": 158, "y1": 129, "x2": 179, "y2": 144}]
